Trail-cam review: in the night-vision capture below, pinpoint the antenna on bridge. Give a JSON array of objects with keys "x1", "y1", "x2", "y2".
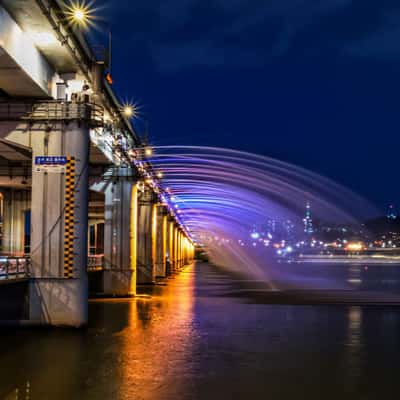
[
  {"x1": 105, "y1": 29, "x2": 113, "y2": 85},
  {"x1": 142, "y1": 121, "x2": 149, "y2": 146},
  {"x1": 108, "y1": 30, "x2": 112, "y2": 75}
]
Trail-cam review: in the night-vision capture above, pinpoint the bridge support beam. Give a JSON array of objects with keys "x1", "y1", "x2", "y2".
[
  {"x1": 175, "y1": 229, "x2": 180, "y2": 271},
  {"x1": 178, "y1": 230, "x2": 183, "y2": 269},
  {"x1": 183, "y1": 237, "x2": 191, "y2": 265},
  {"x1": 170, "y1": 223, "x2": 178, "y2": 273},
  {"x1": 175, "y1": 227, "x2": 181, "y2": 272},
  {"x1": 167, "y1": 219, "x2": 174, "y2": 275},
  {"x1": 29, "y1": 121, "x2": 89, "y2": 327},
  {"x1": 183, "y1": 236, "x2": 187, "y2": 266},
  {"x1": 155, "y1": 206, "x2": 168, "y2": 278},
  {"x1": 2, "y1": 189, "x2": 31, "y2": 255},
  {"x1": 137, "y1": 187, "x2": 156, "y2": 284},
  {"x1": 102, "y1": 172, "x2": 137, "y2": 296}
]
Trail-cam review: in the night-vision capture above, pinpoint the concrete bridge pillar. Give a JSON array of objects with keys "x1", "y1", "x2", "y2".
[
  {"x1": 2, "y1": 189, "x2": 31, "y2": 255},
  {"x1": 29, "y1": 121, "x2": 89, "y2": 327},
  {"x1": 182, "y1": 236, "x2": 186, "y2": 265},
  {"x1": 155, "y1": 206, "x2": 167, "y2": 278},
  {"x1": 137, "y1": 186, "x2": 156, "y2": 284},
  {"x1": 176, "y1": 229, "x2": 181, "y2": 270},
  {"x1": 185, "y1": 237, "x2": 192, "y2": 265},
  {"x1": 166, "y1": 217, "x2": 173, "y2": 275},
  {"x1": 168, "y1": 220, "x2": 176, "y2": 273},
  {"x1": 102, "y1": 169, "x2": 137, "y2": 296},
  {"x1": 179, "y1": 231, "x2": 183, "y2": 268},
  {"x1": 173, "y1": 224, "x2": 179, "y2": 273},
  {"x1": 183, "y1": 237, "x2": 188, "y2": 265}
]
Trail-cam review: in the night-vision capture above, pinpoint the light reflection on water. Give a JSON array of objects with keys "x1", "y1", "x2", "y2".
[
  {"x1": 0, "y1": 263, "x2": 400, "y2": 399},
  {"x1": 117, "y1": 271, "x2": 195, "y2": 400},
  {"x1": 346, "y1": 307, "x2": 363, "y2": 382}
]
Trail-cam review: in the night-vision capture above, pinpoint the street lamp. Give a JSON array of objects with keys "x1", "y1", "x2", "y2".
[
  {"x1": 121, "y1": 102, "x2": 141, "y2": 120},
  {"x1": 66, "y1": 1, "x2": 94, "y2": 29},
  {"x1": 73, "y1": 7, "x2": 87, "y2": 23},
  {"x1": 123, "y1": 105, "x2": 134, "y2": 118}
]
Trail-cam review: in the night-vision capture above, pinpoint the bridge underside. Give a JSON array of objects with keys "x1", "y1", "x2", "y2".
[
  {"x1": 0, "y1": 1, "x2": 194, "y2": 327},
  {"x1": 0, "y1": 130, "x2": 193, "y2": 326}
]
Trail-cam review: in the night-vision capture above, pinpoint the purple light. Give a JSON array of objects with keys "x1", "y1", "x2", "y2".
[{"x1": 146, "y1": 146, "x2": 377, "y2": 282}]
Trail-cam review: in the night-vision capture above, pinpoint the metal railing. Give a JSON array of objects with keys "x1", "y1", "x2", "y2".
[
  {"x1": 0, "y1": 101, "x2": 104, "y2": 127},
  {"x1": 0, "y1": 254, "x2": 106, "y2": 281},
  {"x1": 0, "y1": 257, "x2": 30, "y2": 280},
  {"x1": 87, "y1": 255, "x2": 104, "y2": 271},
  {"x1": 0, "y1": 255, "x2": 105, "y2": 280}
]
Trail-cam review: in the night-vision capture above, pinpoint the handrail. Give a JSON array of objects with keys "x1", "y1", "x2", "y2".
[
  {"x1": 0, "y1": 100, "x2": 104, "y2": 127},
  {"x1": 87, "y1": 254, "x2": 104, "y2": 271},
  {"x1": 0, "y1": 254, "x2": 106, "y2": 280},
  {"x1": 0, "y1": 257, "x2": 30, "y2": 280}
]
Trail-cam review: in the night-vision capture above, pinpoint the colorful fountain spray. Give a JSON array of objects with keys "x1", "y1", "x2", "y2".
[{"x1": 144, "y1": 146, "x2": 377, "y2": 284}]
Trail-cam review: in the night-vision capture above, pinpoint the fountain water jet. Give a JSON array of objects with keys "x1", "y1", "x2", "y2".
[{"x1": 147, "y1": 146, "x2": 379, "y2": 291}]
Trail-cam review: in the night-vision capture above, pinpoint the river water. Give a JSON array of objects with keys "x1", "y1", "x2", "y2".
[{"x1": 1, "y1": 262, "x2": 400, "y2": 399}]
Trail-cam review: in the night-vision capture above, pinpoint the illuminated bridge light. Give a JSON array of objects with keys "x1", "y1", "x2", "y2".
[{"x1": 65, "y1": 1, "x2": 99, "y2": 29}]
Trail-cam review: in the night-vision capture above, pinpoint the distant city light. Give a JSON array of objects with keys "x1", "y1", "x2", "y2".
[
  {"x1": 251, "y1": 232, "x2": 260, "y2": 240},
  {"x1": 345, "y1": 242, "x2": 364, "y2": 252}
]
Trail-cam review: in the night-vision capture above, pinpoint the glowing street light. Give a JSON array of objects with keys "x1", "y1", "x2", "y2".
[
  {"x1": 66, "y1": 1, "x2": 96, "y2": 29},
  {"x1": 345, "y1": 242, "x2": 364, "y2": 252},
  {"x1": 157, "y1": 171, "x2": 163, "y2": 178},
  {"x1": 73, "y1": 7, "x2": 87, "y2": 22},
  {"x1": 120, "y1": 100, "x2": 141, "y2": 121},
  {"x1": 144, "y1": 147, "x2": 153, "y2": 156},
  {"x1": 123, "y1": 105, "x2": 134, "y2": 118}
]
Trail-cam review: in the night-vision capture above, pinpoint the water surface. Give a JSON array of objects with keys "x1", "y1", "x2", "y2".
[{"x1": 1, "y1": 262, "x2": 400, "y2": 399}]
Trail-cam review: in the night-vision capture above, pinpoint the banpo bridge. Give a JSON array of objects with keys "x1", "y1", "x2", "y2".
[{"x1": 0, "y1": 0, "x2": 195, "y2": 326}]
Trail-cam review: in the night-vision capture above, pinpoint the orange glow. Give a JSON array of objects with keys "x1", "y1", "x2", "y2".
[
  {"x1": 169, "y1": 221, "x2": 174, "y2": 265},
  {"x1": 106, "y1": 73, "x2": 113, "y2": 85},
  {"x1": 65, "y1": 1, "x2": 97, "y2": 29},
  {"x1": 119, "y1": 265, "x2": 195, "y2": 398},
  {"x1": 345, "y1": 242, "x2": 364, "y2": 252},
  {"x1": 162, "y1": 215, "x2": 167, "y2": 266},
  {"x1": 129, "y1": 184, "x2": 138, "y2": 294},
  {"x1": 152, "y1": 204, "x2": 158, "y2": 265}
]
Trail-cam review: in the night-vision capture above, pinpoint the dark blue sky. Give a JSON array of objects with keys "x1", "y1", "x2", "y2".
[{"x1": 93, "y1": 0, "x2": 400, "y2": 209}]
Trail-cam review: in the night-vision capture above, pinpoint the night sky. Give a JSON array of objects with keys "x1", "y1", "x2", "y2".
[{"x1": 92, "y1": 0, "x2": 400, "y2": 210}]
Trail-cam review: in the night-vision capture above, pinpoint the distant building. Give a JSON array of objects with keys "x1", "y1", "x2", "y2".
[
  {"x1": 303, "y1": 201, "x2": 314, "y2": 235},
  {"x1": 387, "y1": 204, "x2": 397, "y2": 220},
  {"x1": 283, "y1": 219, "x2": 295, "y2": 241}
]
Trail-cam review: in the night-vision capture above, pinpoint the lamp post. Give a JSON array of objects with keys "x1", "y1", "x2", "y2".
[{"x1": 66, "y1": 2, "x2": 93, "y2": 28}]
